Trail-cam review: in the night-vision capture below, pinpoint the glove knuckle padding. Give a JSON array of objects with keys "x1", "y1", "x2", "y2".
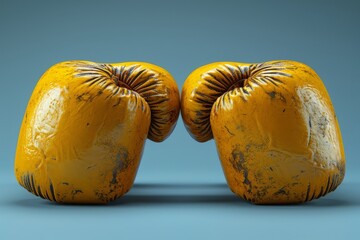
[
  {"x1": 182, "y1": 63, "x2": 254, "y2": 142},
  {"x1": 182, "y1": 60, "x2": 345, "y2": 204},
  {"x1": 75, "y1": 61, "x2": 180, "y2": 142},
  {"x1": 15, "y1": 61, "x2": 180, "y2": 203}
]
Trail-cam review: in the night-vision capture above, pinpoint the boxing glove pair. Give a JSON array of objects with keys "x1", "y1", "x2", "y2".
[{"x1": 15, "y1": 60, "x2": 345, "y2": 204}]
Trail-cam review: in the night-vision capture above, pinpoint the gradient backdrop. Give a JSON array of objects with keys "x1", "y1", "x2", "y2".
[{"x1": 1, "y1": 0, "x2": 359, "y2": 239}]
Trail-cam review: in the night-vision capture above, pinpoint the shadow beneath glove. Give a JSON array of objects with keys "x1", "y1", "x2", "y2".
[
  {"x1": 8, "y1": 182, "x2": 360, "y2": 208},
  {"x1": 109, "y1": 182, "x2": 360, "y2": 207}
]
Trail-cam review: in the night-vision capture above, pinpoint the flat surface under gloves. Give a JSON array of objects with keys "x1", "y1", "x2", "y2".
[{"x1": 1, "y1": 172, "x2": 359, "y2": 240}]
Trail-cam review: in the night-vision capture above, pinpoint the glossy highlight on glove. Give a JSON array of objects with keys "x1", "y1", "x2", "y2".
[
  {"x1": 15, "y1": 60, "x2": 180, "y2": 204},
  {"x1": 181, "y1": 60, "x2": 345, "y2": 204}
]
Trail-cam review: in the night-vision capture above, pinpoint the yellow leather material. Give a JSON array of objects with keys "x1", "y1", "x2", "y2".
[
  {"x1": 181, "y1": 60, "x2": 345, "y2": 204},
  {"x1": 15, "y1": 60, "x2": 180, "y2": 204}
]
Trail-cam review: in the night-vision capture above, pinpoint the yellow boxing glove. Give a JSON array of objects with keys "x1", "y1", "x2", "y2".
[
  {"x1": 15, "y1": 61, "x2": 180, "y2": 204},
  {"x1": 181, "y1": 60, "x2": 345, "y2": 204}
]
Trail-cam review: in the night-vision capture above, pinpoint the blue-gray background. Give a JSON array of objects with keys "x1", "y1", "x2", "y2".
[{"x1": 1, "y1": 0, "x2": 359, "y2": 239}]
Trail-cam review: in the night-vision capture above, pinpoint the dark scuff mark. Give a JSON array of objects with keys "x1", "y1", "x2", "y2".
[
  {"x1": 87, "y1": 164, "x2": 97, "y2": 169},
  {"x1": 111, "y1": 148, "x2": 129, "y2": 184},
  {"x1": 225, "y1": 126, "x2": 235, "y2": 136},
  {"x1": 267, "y1": 91, "x2": 286, "y2": 103},
  {"x1": 246, "y1": 142, "x2": 265, "y2": 152},
  {"x1": 95, "y1": 191, "x2": 108, "y2": 203},
  {"x1": 292, "y1": 174, "x2": 300, "y2": 179},
  {"x1": 255, "y1": 187, "x2": 269, "y2": 200},
  {"x1": 268, "y1": 91, "x2": 276, "y2": 99},
  {"x1": 71, "y1": 189, "x2": 83, "y2": 199},
  {"x1": 318, "y1": 115, "x2": 329, "y2": 137},
  {"x1": 338, "y1": 162, "x2": 345, "y2": 179},
  {"x1": 269, "y1": 167, "x2": 273, "y2": 171},
  {"x1": 76, "y1": 92, "x2": 94, "y2": 102},
  {"x1": 236, "y1": 125, "x2": 245, "y2": 132},
  {"x1": 243, "y1": 170, "x2": 251, "y2": 186},
  {"x1": 231, "y1": 148, "x2": 245, "y2": 172},
  {"x1": 87, "y1": 122, "x2": 90, "y2": 126},
  {"x1": 62, "y1": 182, "x2": 69, "y2": 185},
  {"x1": 274, "y1": 187, "x2": 287, "y2": 196},
  {"x1": 282, "y1": 108, "x2": 286, "y2": 112},
  {"x1": 278, "y1": 92, "x2": 286, "y2": 103},
  {"x1": 231, "y1": 146, "x2": 252, "y2": 192}
]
